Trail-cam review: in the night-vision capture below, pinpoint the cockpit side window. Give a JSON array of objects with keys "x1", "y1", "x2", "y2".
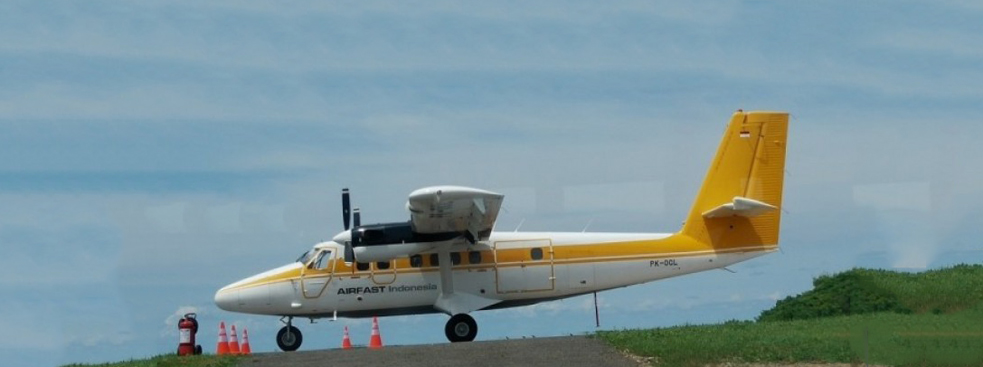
[{"x1": 313, "y1": 250, "x2": 332, "y2": 270}]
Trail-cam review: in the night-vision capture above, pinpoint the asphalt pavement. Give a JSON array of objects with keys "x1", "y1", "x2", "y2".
[{"x1": 236, "y1": 336, "x2": 643, "y2": 367}]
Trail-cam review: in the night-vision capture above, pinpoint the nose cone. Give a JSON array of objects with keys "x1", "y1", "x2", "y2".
[
  {"x1": 215, "y1": 262, "x2": 301, "y2": 315},
  {"x1": 214, "y1": 286, "x2": 239, "y2": 312}
]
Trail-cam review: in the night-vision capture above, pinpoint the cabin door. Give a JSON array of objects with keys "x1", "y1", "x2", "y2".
[{"x1": 494, "y1": 239, "x2": 554, "y2": 293}]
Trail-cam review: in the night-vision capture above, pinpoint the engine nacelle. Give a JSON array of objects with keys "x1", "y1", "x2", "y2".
[{"x1": 352, "y1": 242, "x2": 437, "y2": 262}]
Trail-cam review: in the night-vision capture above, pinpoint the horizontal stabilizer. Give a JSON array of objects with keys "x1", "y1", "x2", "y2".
[{"x1": 702, "y1": 196, "x2": 778, "y2": 219}]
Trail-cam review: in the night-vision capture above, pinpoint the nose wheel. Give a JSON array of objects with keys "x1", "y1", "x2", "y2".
[
  {"x1": 276, "y1": 317, "x2": 303, "y2": 352},
  {"x1": 445, "y1": 314, "x2": 477, "y2": 342}
]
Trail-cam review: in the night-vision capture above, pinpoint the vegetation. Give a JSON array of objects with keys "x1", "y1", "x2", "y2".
[
  {"x1": 62, "y1": 354, "x2": 242, "y2": 367},
  {"x1": 598, "y1": 264, "x2": 983, "y2": 366},
  {"x1": 759, "y1": 264, "x2": 983, "y2": 321}
]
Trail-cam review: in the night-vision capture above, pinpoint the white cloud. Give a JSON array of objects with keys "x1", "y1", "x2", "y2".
[
  {"x1": 867, "y1": 28, "x2": 983, "y2": 58},
  {"x1": 853, "y1": 182, "x2": 932, "y2": 212},
  {"x1": 145, "y1": 202, "x2": 188, "y2": 234},
  {"x1": 853, "y1": 182, "x2": 937, "y2": 269},
  {"x1": 0, "y1": 302, "x2": 63, "y2": 351},
  {"x1": 64, "y1": 330, "x2": 134, "y2": 348},
  {"x1": 564, "y1": 181, "x2": 666, "y2": 215}
]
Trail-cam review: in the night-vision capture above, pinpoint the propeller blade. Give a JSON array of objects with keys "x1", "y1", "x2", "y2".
[
  {"x1": 344, "y1": 207, "x2": 361, "y2": 263},
  {"x1": 342, "y1": 188, "x2": 351, "y2": 230}
]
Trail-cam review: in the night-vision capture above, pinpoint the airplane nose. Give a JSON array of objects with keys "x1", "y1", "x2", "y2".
[{"x1": 214, "y1": 287, "x2": 239, "y2": 312}]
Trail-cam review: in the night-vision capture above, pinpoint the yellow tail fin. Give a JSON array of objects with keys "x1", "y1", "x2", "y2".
[{"x1": 680, "y1": 110, "x2": 789, "y2": 250}]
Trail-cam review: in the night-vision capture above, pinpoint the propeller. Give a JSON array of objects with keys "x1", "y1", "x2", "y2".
[
  {"x1": 341, "y1": 188, "x2": 358, "y2": 263},
  {"x1": 342, "y1": 188, "x2": 351, "y2": 230},
  {"x1": 348, "y1": 208, "x2": 361, "y2": 263}
]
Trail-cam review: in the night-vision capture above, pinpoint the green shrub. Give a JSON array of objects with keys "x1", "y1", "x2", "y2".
[{"x1": 758, "y1": 265, "x2": 983, "y2": 322}]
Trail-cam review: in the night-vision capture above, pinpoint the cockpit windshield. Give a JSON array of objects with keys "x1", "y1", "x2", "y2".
[{"x1": 296, "y1": 249, "x2": 315, "y2": 264}]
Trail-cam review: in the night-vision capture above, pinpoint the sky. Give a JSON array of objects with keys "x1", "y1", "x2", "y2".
[{"x1": 2, "y1": 1, "x2": 983, "y2": 365}]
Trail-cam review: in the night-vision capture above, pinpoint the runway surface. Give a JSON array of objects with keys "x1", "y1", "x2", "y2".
[{"x1": 236, "y1": 336, "x2": 643, "y2": 367}]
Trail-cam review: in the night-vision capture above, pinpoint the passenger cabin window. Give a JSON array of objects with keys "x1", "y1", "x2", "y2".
[
  {"x1": 468, "y1": 251, "x2": 482, "y2": 264},
  {"x1": 450, "y1": 252, "x2": 461, "y2": 265},
  {"x1": 313, "y1": 250, "x2": 332, "y2": 270},
  {"x1": 356, "y1": 262, "x2": 370, "y2": 271},
  {"x1": 410, "y1": 255, "x2": 423, "y2": 268},
  {"x1": 377, "y1": 261, "x2": 391, "y2": 270},
  {"x1": 530, "y1": 248, "x2": 544, "y2": 260},
  {"x1": 429, "y1": 253, "x2": 439, "y2": 267}
]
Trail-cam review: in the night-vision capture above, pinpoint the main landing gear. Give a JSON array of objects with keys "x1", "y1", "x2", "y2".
[
  {"x1": 274, "y1": 314, "x2": 476, "y2": 349},
  {"x1": 277, "y1": 316, "x2": 303, "y2": 352},
  {"x1": 445, "y1": 314, "x2": 477, "y2": 342}
]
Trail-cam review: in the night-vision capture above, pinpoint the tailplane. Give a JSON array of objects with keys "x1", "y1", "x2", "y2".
[{"x1": 679, "y1": 110, "x2": 789, "y2": 250}]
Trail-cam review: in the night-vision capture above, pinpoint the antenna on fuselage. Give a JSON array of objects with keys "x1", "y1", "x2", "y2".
[{"x1": 581, "y1": 218, "x2": 594, "y2": 233}]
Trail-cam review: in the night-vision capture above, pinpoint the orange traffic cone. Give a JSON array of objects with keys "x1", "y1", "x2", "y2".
[
  {"x1": 228, "y1": 324, "x2": 241, "y2": 355},
  {"x1": 216, "y1": 322, "x2": 231, "y2": 355},
  {"x1": 341, "y1": 326, "x2": 353, "y2": 349},
  {"x1": 240, "y1": 328, "x2": 252, "y2": 355},
  {"x1": 368, "y1": 317, "x2": 383, "y2": 349}
]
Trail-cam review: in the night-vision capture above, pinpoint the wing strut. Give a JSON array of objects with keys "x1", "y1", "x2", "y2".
[{"x1": 432, "y1": 246, "x2": 499, "y2": 316}]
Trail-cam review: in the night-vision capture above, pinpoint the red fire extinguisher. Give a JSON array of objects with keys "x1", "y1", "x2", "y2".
[{"x1": 177, "y1": 313, "x2": 203, "y2": 356}]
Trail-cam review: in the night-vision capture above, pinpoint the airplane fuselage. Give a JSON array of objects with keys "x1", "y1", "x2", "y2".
[{"x1": 216, "y1": 231, "x2": 774, "y2": 319}]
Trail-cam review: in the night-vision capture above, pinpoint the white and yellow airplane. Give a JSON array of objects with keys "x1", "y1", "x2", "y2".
[{"x1": 215, "y1": 110, "x2": 788, "y2": 351}]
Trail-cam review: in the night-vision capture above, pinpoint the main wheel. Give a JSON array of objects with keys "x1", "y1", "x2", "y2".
[
  {"x1": 444, "y1": 314, "x2": 478, "y2": 342},
  {"x1": 276, "y1": 325, "x2": 303, "y2": 351}
]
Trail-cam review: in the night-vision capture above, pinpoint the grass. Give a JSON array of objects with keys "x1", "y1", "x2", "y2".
[
  {"x1": 598, "y1": 264, "x2": 983, "y2": 366},
  {"x1": 62, "y1": 354, "x2": 242, "y2": 367}
]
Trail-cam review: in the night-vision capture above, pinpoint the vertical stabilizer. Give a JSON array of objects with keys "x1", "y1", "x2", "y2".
[{"x1": 680, "y1": 111, "x2": 789, "y2": 249}]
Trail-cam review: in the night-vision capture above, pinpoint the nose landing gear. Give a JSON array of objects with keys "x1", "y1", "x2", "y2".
[
  {"x1": 277, "y1": 316, "x2": 303, "y2": 352},
  {"x1": 445, "y1": 314, "x2": 477, "y2": 342}
]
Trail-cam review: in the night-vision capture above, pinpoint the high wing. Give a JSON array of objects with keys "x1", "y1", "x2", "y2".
[
  {"x1": 405, "y1": 186, "x2": 506, "y2": 315},
  {"x1": 406, "y1": 186, "x2": 504, "y2": 244}
]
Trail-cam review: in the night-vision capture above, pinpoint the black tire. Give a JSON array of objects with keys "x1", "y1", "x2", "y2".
[
  {"x1": 277, "y1": 325, "x2": 303, "y2": 352},
  {"x1": 444, "y1": 314, "x2": 477, "y2": 342},
  {"x1": 195, "y1": 345, "x2": 202, "y2": 355}
]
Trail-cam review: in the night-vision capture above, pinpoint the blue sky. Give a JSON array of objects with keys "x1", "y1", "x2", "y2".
[{"x1": 2, "y1": 1, "x2": 983, "y2": 365}]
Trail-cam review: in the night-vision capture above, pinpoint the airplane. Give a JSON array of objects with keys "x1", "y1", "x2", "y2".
[{"x1": 214, "y1": 110, "x2": 789, "y2": 351}]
